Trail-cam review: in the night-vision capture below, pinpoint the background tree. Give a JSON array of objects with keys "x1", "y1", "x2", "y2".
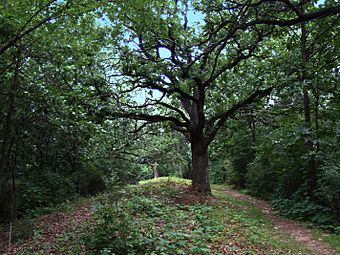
[
  {"x1": 0, "y1": 0, "x2": 113, "y2": 221},
  {"x1": 210, "y1": 6, "x2": 340, "y2": 226}
]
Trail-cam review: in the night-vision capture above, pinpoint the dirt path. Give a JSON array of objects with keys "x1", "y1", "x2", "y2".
[{"x1": 218, "y1": 188, "x2": 339, "y2": 255}]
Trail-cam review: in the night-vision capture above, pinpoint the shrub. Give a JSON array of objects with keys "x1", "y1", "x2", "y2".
[
  {"x1": 272, "y1": 194, "x2": 339, "y2": 231},
  {"x1": 317, "y1": 161, "x2": 340, "y2": 219},
  {"x1": 86, "y1": 196, "x2": 156, "y2": 254}
]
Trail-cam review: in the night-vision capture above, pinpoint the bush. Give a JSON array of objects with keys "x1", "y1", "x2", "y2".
[
  {"x1": 209, "y1": 159, "x2": 229, "y2": 184},
  {"x1": 86, "y1": 181, "x2": 214, "y2": 255},
  {"x1": 317, "y1": 161, "x2": 340, "y2": 219},
  {"x1": 229, "y1": 135, "x2": 255, "y2": 188},
  {"x1": 245, "y1": 127, "x2": 307, "y2": 199},
  {"x1": 272, "y1": 195, "x2": 339, "y2": 232},
  {"x1": 87, "y1": 195, "x2": 157, "y2": 254},
  {"x1": 78, "y1": 167, "x2": 106, "y2": 196}
]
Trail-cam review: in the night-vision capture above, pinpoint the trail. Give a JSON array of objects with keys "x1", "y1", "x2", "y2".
[{"x1": 218, "y1": 187, "x2": 339, "y2": 255}]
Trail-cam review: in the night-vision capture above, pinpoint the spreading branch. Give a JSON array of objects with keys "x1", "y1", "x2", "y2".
[
  {"x1": 244, "y1": 5, "x2": 340, "y2": 28},
  {"x1": 0, "y1": 0, "x2": 72, "y2": 56},
  {"x1": 206, "y1": 86, "x2": 274, "y2": 144},
  {"x1": 106, "y1": 112, "x2": 187, "y2": 129}
]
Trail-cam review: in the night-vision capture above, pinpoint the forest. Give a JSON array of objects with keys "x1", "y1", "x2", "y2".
[{"x1": 0, "y1": 0, "x2": 339, "y2": 254}]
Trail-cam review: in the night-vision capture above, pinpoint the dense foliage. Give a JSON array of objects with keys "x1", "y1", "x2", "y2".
[
  {"x1": 0, "y1": 0, "x2": 339, "y2": 241},
  {"x1": 208, "y1": 8, "x2": 340, "y2": 230},
  {"x1": 85, "y1": 178, "x2": 313, "y2": 255}
]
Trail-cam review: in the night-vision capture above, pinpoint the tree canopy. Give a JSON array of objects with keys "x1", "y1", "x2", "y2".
[{"x1": 87, "y1": 0, "x2": 340, "y2": 193}]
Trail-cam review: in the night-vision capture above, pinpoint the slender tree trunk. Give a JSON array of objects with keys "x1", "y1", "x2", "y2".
[
  {"x1": 300, "y1": 18, "x2": 317, "y2": 195},
  {"x1": 178, "y1": 161, "x2": 183, "y2": 178},
  {"x1": 0, "y1": 49, "x2": 21, "y2": 193},
  {"x1": 315, "y1": 83, "x2": 320, "y2": 152},
  {"x1": 191, "y1": 137, "x2": 211, "y2": 194},
  {"x1": 248, "y1": 109, "x2": 256, "y2": 144},
  {"x1": 9, "y1": 141, "x2": 17, "y2": 222},
  {"x1": 152, "y1": 162, "x2": 159, "y2": 178},
  {"x1": 176, "y1": 141, "x2": 183, "y2": 178},
  {"x1": 303, "y1": 87, "x2": 317, "y2": 193}
]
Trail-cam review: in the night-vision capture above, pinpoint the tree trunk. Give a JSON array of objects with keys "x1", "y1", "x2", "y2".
[
  {"x1": 9, "y1": 141, "x2": 17, "y2": 222},
  {"x1": 176, "y1": 141, "x2": 184, "y2": 178},
  {"x1": 152, "y1": 162, "x2": 159, "y2": 178},
  {"x1": 178, "y1": 161, "x2": 183, "y2": 178},
  {"x1": 0, "y1": 49, "x2": 21, "y2": 193},
  {"x1": 300, "y1": 18, "x2": 317, "y2": 195},
  {"x1": 314, "y1": 82, "x2": 320, "y2": 152},
  {"x1": 248, "y1": 109, "x2": 256, "y2": 144},
  {"x1": 191, "y1": 137, "x2": 211, "y2": 194},
  {"x1": 303, "y1": 88, "x2": 317, "y2": 193}
]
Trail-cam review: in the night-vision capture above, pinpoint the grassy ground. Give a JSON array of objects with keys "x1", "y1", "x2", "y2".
[
  {"x1": 1, "y1": 177, "x2": 336, "y2": 254},
  {"x1": 212, "y1": 183, "x2": 340, "y2": 254},
  {"x1": 310, "y1": 227, "x2": 340, "y2": 253}
]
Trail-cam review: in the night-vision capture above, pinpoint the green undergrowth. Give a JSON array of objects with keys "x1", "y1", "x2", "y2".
[
  {"x1": 211, "y1": 188, "x2": 312, "y2": 255},
  {"x1": 0, "y1": 196, "x2": 88, "y2": 246},
  {"x1": 213, "y1": 184, "x2": 340, "y2": 253},
  {"x1": 3, "y1": 178, "x2": 325, "y2": 254},
  {"x1": 85, "y1": 178, "x2": 311, "y2": 255},
  {"x1": 310, "y1": 227, "x2": 340, "y2": 253},
  {"x1": 139, "y1": 176, "x2": 192, "y2": 185},
  {"x1": 271, "y1": 196, "x2": 339, "y2": 232}
]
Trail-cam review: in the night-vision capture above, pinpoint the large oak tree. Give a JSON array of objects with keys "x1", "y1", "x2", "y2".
[{"x1": 97, "y1": 0, "x2": 340, "y2": 193}]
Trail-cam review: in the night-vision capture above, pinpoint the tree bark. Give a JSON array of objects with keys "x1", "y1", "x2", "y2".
[
  {"x1": 9, "y1": 141, "x2": 17, "y2": 222},
  {"x1": 0, "y1": 49, "x2": 21, "y2": 193},
  {"x1": 191, "y1": 137, "x2": 211, "y2": 194},
  {"x1": 303, "y1": 87, "x2": 317, "y2": 193},
  {"x1": 178, "y1": 161, "x2": 183, "y2": 178},
  {"x1": 248, "y1": 109, "x2": 256, "y2": 144},
  {"x1": 300, "y1": 15, "x2": 317, "y2": 195},
  {"x1": 177, "y1": 140, "x2": 184, "y2": 178},
  {"x1": 152, "y1": 162, "x2": 159, "y2": 178},
  {"x1": 314, "y1": 82, "x2": 320, "y2": 152}
]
